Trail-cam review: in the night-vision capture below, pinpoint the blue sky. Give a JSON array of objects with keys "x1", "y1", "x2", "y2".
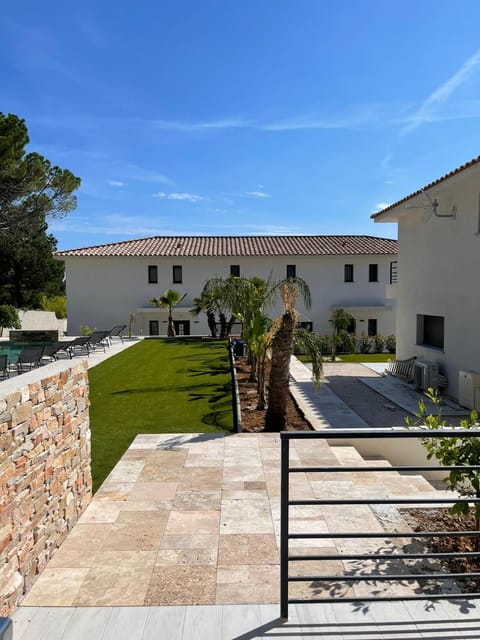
[{"x1": 2, "y1": 1, "x2": 480, "y2": 250}]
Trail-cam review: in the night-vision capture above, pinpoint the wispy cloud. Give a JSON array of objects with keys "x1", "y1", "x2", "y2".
[
  {"x1": 246, "y1": 191, "x2": 272, "y2": 198},
  {"x1": 153, "y1": 192, "x2": 205, "y2": 202},
  {"x1": 108, "y1": 180, "x2": 124, "y2": 187},
  {"x1": 375, "y1": 202, "x2": 391, "y2": 211},
  {"x1": 401, "y1": 48, "x2": 480, "y2": 135}
]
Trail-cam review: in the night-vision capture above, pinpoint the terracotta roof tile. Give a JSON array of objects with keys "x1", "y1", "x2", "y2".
[
  {"x1": 372, "y1": 154, "x2": 480, "y2": 219},
  {"x1": 55, "y1": 235, "x2": 397, "y2": 258}
]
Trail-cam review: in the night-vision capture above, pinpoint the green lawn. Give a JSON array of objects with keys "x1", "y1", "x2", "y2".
[
  {"x1": 88, "y1": 339, "x2": 233, "y2": 491},
  {"x1": 298, "y1": 353, "x2": 394, "y2": 364}
]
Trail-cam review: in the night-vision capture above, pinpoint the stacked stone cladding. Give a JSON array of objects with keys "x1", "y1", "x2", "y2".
[{"x1": 0, "y1": 360, "x2": 92, "y2": 616}]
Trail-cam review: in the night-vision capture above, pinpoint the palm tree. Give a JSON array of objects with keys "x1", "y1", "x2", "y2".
[
  {"x1": 190, "y1": 291, "x2": 217, "y2": 337},
  {"x1": 264, "y1": 278, "x2": 322, "y2": 431},
  {"x1": 148, "y1": 289, "x2": 186, "y2": 337},
  {"x1": 330, "y1": 307, "x2": 354, "y2": 361}
]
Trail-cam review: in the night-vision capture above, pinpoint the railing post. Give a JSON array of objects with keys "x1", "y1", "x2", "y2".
[{"x1": 280, "y1": 434, "x2": 290, "y2": 619}]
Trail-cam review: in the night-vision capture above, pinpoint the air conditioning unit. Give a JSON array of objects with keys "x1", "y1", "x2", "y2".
[
  {"x1": 413, "y1": 361, "x2": 440, "y2": 391},
  {"x1": 458, "y1": 370, "x2": 480, "y2": 410}
]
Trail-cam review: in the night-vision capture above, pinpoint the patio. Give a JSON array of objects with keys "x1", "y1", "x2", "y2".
[{"x1": 10, "y1": 357, "x2": 480, "y2": 638}]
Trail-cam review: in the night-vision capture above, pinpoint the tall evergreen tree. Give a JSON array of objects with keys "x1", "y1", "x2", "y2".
[{"x1": 0, "y1": 113, "x2": 80, "y2": 307}]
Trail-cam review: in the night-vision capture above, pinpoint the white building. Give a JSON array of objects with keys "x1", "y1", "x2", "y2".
[
  {"x1": 56, "y1": 235, "x2": 397, "y2": 340},
  {"x1": 373, "y1": 155, "x2": 480, "y2": 403}
]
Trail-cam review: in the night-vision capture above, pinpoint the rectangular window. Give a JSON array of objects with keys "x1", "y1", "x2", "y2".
[
  {"x1": 344, "y1": 264, "x2": 354, "y2": 282},
  {"x1": 368, "y1": 319, "x2": 377, "y2": 336},
  {"x1": 286, "y1": 264, "x2": 296, "y2": 279},
  {"x1": 369, "y1": 264, "x2": 378, "y2": 282},
  {"x1": 173, "y1": 265, "x2": 182, "y2": 283},
  {"x1": 230, "y1": 265, "x2": 240, "y2": 277},
  {"x1": 148, "y1": 265, "x2": 158, "y2": 283},
  {"x1": 417, "y1": 314, "x2": 445, "y2": 349},
  {"x1": 149, "y1": 320, "x2": 159, "y2": 336}
]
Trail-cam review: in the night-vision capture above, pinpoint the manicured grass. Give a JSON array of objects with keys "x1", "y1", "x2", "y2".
[
  {"x1": 298, "y1": 353, "x2": 394, "y2": 364},
  {"x1": 88, "y1": 339, "x2": 233, "y2": 491}
]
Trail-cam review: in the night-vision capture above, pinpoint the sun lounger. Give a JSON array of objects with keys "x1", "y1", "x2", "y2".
[
  {"x1": 107, "y1": 325, "x2": 127, "y2": 343},
  {"x1": 85, "y1": 330, "x2": 110, "y2": 353},
  {"x1": 12, "y1": 346, "x2": 45, "y2": 373},
  {"x1": 0, "y1": 354, "x2": 9, "y2": 379}
]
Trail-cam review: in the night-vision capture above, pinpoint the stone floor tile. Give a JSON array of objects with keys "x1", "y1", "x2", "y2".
[
  {"x1": 104, "y1": 460, "x2": 145, "y2": 483},
  {"x1": 138, "y1": 464, "x2": 183, "y2": 482},
  {"x1": 177, "y1": 468, "x2": 223, "y2": 490},
  {"x1": 165, "y1": 510, "x2": 220, "y2": 535},
  {"x1": 100, "y1": 512, "x2": 168, "y2": 552},
  {"x1": 47, "y1": 524, "x2": 111, "y2": 568},
  {"x1": 184, "y1": 454, "x2": 224, "y2": 468},
  {"x1": 216, "y1": 565, "x2": 279, "y2": 604},
  {"x1": 155, "y1": 547, "x2": 217, "y2": 566},
  {"x1": 118, "y1": 499, "x2": 174, "y2": 511},
  {"x1": 159, "y1": 534, "x2": 218, "y2": 550},
  {"x1": 218, "y1": 534, "x2": 278, "y2": 565},
  {"x1": 222, "y1": 465, "x2": 265, "y2": 482},
  {"x1": 22, "y1": 568, "x2": 89, "y2": 606},
  {"x1": 127, "y1": 481, "x2": 178, "y2": 501},
  {"x1": 73, "y1": 551, "x2": 156, "y2": 606},
  {"x1": 77, "y1": 501, "x2": 121, "y2": 524},
  {"x1": 220, "y1": 499, "x2": 274, "y2": 534},
  {"x1": 222, "y1": 488, "x2": 268, "y2": 500},
  {"x1": 95, "y1": 481, "x2": 135, "y2": 496},
  {"x1": 173, "y1": 489, "x2": 221, "y2": 510},
  {"x1": 145, "y1": 566, "x2": 217, "y2": 605},
  {"x1": 145, "y1": 449, "x2": 187, "y2": 466}
]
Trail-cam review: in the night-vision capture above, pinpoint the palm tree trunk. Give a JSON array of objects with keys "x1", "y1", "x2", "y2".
[
  {"x1": 167, "y1": 311, "x2": 175, "y2": 337},
  {"x1": 265, "y1": 310, "x2": 296, "y2": 431}
]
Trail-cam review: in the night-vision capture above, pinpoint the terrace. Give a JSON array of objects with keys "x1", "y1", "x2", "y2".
[{"x1": 3, "y1": 339, "x2": 480, "y2": 638}]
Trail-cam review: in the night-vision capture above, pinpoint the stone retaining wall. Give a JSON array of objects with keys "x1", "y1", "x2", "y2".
[{"x1": 0, "y1": 360, "x2": 92, "y2": 616}]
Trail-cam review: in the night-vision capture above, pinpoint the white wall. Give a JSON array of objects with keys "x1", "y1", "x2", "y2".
[
  {"x1": 63, "y1": 253, "x2": 396, "y2": 338},
  {"x1": 1, "y1": 310, "x2": 67, "y2": 338},
  {"x1": 383, "y1": 167, "x2": 480, "y2": 399}
]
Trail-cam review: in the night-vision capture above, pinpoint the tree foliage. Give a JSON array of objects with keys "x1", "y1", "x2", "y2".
[
  {"x1": 0, "y1": 113, "x2": 80, "y2": 308},
  {"x1": 330, "y1": 307, "x2": 354, "y2": 361},
  {"x1": 406, "y1": 388, "x2": 480, "y2": 548},
  {"x1": 0, "y1": 305, "x2": 20, "y2": 333},
  {"x1": 0, "y1": 113, "x2": 80, "y2": 232}
]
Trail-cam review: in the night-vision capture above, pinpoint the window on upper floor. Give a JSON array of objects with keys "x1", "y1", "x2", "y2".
[
  {"x1": 369, "y1": 264, "x2": 378, "y2": 282},
  {"x1": 230, "y1": 265, "x2": 240, "y2": 277},
  {"x1": 417, "y1": 314, "x2": 445, "y2": 350},
  {"x1": 148, "y1": 265, "x2": 158, "y2": 283},
  {"x1": 173, "y1": 265, "x2": 182, "y2": 283},
  {"x1": 344, "y1": 264, "x2": 354, "y2": 282},
  {"x1": 286, "y1": 264, "x2": 296, "y2": 279}
]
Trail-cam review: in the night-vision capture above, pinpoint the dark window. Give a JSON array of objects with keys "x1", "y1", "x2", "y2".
[
  {"x1": 230, "y1": 265, "x2": 240, "y2": 277},
  {"x1": 173, "y1": 265, "x2": 182, "y2": 283},
  {"x1": 417, "y1": 314, "x2": 444, "y2": 349},
  {"x1": 149, "y1": 320, "x2": 159, "y2": 336},
  {"x1": 347, "y1": 318, "x2": 356, "y2": 334},
  {"x1": 390, "y1": 260, "x2": 398, "y2": 284},
  {"x1": 173, "y1": 320, "x2": 190, "y2": 336},
  {"x1": 148, "y1": 265, "x2": 158, "y2": 283},
  {"x1": 298, "y1": 321, "x2": 313, "y2": 331},
  {"x1": 344, "y1": 264, "x2": 354, "y2": 282},
  {"x1": 369, "y1": 264, "x2": 378, "y2": 282},
  {"x1": 368, "y1": 319, "x2": 377, "y2": 336},
  {"x1": 286, "y1": 264, "x2": 296, "y2": 279}
]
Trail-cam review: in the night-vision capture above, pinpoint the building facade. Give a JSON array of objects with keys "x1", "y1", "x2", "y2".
[
  {"x1": 373, "y1": 155, "x2": 480, "y2": 401},
  {"x1": 56, "y1": 235, "x2": 397, "y2": 340}
]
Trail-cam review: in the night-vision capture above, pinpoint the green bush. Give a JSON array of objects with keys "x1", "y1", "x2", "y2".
[
  {"x1": 80, "y1": 325, "x2": 94, "y2": 336},
  {"x1": 385, "y1": 334, "x2": 396, "y2": 353},
  {"x1": 0, "y1": 305, "x2": 20, "y2": 332},
  {"x1": 357, "y1": 333, "x2": 371, "y2": 354},
  {"x1": 40, "y1": 295, "x2": 67, "y2": 319},
  {"x1": 373, "y1": 334, "x2": 385, "y2": 353},
  {"x1": 407, "y1": 388, "x2": 480, "y2": 548}
]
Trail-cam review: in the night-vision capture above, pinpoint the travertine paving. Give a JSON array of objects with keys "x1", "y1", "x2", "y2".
[{"x1": 22, "y1": 432, "x2": 452, "y2": 607}]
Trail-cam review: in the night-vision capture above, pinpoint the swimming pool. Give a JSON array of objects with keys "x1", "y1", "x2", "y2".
[{"x1": 0, "y1": 342, "x2": 50, "y2": 364}]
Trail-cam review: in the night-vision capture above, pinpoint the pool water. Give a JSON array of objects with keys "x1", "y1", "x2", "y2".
[{"x1": 0, "y1": 342, "x2": 50, "y2": 364}]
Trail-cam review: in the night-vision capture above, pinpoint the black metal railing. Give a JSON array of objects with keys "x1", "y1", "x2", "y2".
[
  {"x1": 227, "y1": 341, "x2": 242, "y2": 432},
  {"x1": 390, "y1": 260, "x2": 398, "y2": 284},
  {"x1": 280, "y1": 429, "x2": 480, "y2": 619}
]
